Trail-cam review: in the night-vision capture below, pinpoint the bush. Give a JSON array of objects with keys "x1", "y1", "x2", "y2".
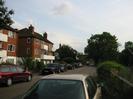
[
  {"x1": 34, "y1": 60, "x2": 46, "y2": 72},
  {"x1": 97, "y1": 61, "x2": 131, "y2": 99},
  {"x1": 62, "y1": 57, "x2": 75, "y2": 64},
  {"x1": 97, "y1": 61, "x2": 127, "y2": 80}
]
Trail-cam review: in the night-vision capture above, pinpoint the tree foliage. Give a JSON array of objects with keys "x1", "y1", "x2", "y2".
[
  {"x1": 84, "y1": 32, "x2": 119, "y2": 64},
  {"x1": 55, "y1": 44, "x2": 77, "y2": 62},
  {"x1": 18, "y1": 57, "x2": 35, "y2": 70},
  {"x1": 119, "y1": 41, "x2": 133, "y2": 66},
  {"x1": 0, "y1": 0, "x2": 14, "y2": 28}
]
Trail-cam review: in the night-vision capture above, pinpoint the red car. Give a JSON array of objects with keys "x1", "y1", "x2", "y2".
[{"x1": 0, "y1": 65, "x2": 32, "y2": 86}]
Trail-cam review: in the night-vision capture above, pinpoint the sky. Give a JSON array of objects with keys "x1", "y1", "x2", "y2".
[{"x1": 6, "y1": 0, "x2": 133, "y2": 52}]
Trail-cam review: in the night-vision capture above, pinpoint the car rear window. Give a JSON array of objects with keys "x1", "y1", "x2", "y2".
[
  {"x1": 23, "y1": 79, "x2": 86, "y2": 99},
  {"x1": 0, "y1": 66, "x2": 10, "y2": 72}
]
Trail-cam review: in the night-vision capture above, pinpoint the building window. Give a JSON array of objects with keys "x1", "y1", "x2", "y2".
[
  {"x1": 0, "y1": 42, "x2": 2, "y2": 48},
  {"x1": 8, "y1": 44, "x2": 15, "y2": 52},
  {"x1": 8, "y1": 31, "x2": 15, "y2": 38},
  {"x1": 27, "y1": 38, "x2": 31, "y2": 44},
  {"x1": 6, "y1": 59, "x2": 14, "y2": 64},
  {"x1": 0, "y1": 30, "x2": 3, "y2": 33},
  {"x1": 27, "y1": 48, "x2": 30, "y2": 54},
  {"x1": 35, "y1": 49, "x2": 39, "y2": 55}
]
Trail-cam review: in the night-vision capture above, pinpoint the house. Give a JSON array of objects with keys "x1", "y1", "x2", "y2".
[
  {"x1": 17, "y1": 25, "x2": 55, "y2": 64},
  {"x1": 0, "y1": 27, "x2": 18, "y2": 64}
]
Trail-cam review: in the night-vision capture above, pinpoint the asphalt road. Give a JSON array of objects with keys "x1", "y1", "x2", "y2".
[{"x1": 0, "y1": 66, "x2": 96, "y2": 99}]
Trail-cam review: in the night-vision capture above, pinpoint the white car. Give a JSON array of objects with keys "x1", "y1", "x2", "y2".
[{"x1": 22, "y1": 74, "x2": 101, "y2": 99}]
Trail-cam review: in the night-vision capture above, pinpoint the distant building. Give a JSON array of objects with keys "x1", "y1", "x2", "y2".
[
  {"x1": 17, "y1": 25, "x2": 55, "y2": 64},
  {"x1": 0, "y1": 27, "x2": 18, "y2": 64}
]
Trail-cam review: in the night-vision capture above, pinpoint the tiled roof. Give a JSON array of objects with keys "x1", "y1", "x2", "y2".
[
  {"x1": 0, "y1": 26, "x2": 18, "y2": 32},
  {"x1": 18, "y1": 28, "x2": 53, "y2": 45}
]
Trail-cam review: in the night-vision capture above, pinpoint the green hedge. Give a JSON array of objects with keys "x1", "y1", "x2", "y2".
[{"x1": 97, "y1": 61, "x2": 132, "y2": 99}]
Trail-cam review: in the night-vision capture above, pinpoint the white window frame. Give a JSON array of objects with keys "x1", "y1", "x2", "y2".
[
  {"x1": 35, "y1": 48, "x2": 39, "y2": 55},
  {"x1": 8, "y1": 31, "x2": 14, "y2": 38},
  {"x1": 0, "y1": 42, "x2": 2, "y2": 49},
  {"x1": 8, "y1": 44, "x2": 15, "y2": 52},
  {"x1": 27, "y1": 38, "x2": 31, "y2": 44},
  {"x1": 0, "y1": 30, "x2": 3, "y2": 33}
]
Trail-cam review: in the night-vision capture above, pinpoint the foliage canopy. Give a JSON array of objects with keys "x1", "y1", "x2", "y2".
[
  {"x1": 84, "y1": 32, "x2": 119, "y2": 64},
  {"x1": 55, "y1": 44, "x2": 77, "y2": 63},
  {"x1": 0, "y1": 0, "x2": 14, "y2": 28}
]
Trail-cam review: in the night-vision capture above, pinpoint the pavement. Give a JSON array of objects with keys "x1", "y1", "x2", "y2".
[{"x1": 0, "y1": 66, "x2": 96, "y2": 99}]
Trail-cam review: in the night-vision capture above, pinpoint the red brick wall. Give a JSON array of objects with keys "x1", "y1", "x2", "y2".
[
  {"x1": 0, "y1": 29, "x2": 17, "y2": 57},
  {"x1": 17, "y1": 38, "x2": 33, "y2": 57},
  {"x1": 1, "y1": 29, "x2": 8, "y2": 50},
  {"x1": 7, "y1": 30, "x2": 18, "y2": 57},
  {"x1": 32, "y1": 38, "x2": 41, "y2": 58}
]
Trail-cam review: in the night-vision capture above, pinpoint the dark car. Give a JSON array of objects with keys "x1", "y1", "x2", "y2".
[
  {"x1": 66, "y1": 64, "x2": 74, "y2": 70},
  {"x1": 59, "y1": 64, "x2": 67, "y2": 72},
  {"x1": 41, "y1": 63, "x2": 60, "y2": 75},
  {"x1": 0, "y1": 65, "x2": 32, "y2": 86}
]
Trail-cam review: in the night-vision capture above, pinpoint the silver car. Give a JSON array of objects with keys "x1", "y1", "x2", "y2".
[{"x1": 22, "y1": 74, "x2": 101, "y2": 99}]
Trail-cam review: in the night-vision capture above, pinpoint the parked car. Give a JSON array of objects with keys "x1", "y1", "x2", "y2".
[
  {"x1": 73, "y1": 63, "x2": 79, "y2": 68},
  {"x1": 59, "y1": 64, "x2": 67, "y2": 72},
  {"x1": 22, "y1": 74, "x2": 101, "y2": 99},
  {"x1": 66, "y1": 64, "x2": 74, "y2": 70},
  {"x1": 41, "y1": 63, "x2": 60, "y2": 75},
  {"x1": 0, "y1": 65, "x2": 32, "y2": 86}
]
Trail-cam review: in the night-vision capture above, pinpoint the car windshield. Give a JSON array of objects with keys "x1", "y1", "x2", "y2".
[
  {"x1": 47, "y1": 64, "x2": 57, "y2": 67},
  {"x1": 0, "y1": 66, "x2": 10, "y2": 72},
  {"x1": 23, "y1": 79, "x2": 86, "y2": 99}
]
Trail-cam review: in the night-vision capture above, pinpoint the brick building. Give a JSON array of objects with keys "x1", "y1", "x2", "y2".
[
  {"x1": 18, "y1": 25, "x2": 55, "y2": 64},
  {"x1": 0, "y1": 27, "x2": 18, "y2": 64}
]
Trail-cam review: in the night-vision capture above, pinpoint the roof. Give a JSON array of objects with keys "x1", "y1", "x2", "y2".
[
  {"x1": 18, "y1": 28, "x2": 53, "y2": 44},
  {"x1": 0, "y1": 26, "x2": 18, "y2": 33},
  {"x1": 41, "y1": 74, "x2": 87, "y2": 81},
  {"x1": 44, "y1": 38, "x2": 53, "y2": 45}
]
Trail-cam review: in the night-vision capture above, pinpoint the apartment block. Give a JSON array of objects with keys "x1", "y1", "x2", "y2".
[
  {"x1": 18, "y1": 25, "x2": 55, "y2": 64},
  {"x1": 0, "y1": 27, "x2": 18, "y2": 64}
]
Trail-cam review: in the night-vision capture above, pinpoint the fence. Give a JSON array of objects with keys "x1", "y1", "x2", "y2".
[{"x1": 101, "y1": 73, "x2": 133, "y2": 99}]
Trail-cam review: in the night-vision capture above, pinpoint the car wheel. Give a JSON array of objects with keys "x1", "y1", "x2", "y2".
[
  {"x1": 27, "y1": 75, "x2": 32, "y2": 82},
  {"x1": 7, "y1": 78, "x2": 12, "y2": 86}
]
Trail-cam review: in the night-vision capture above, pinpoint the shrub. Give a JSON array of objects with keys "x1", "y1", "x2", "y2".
[
  {"x1": 97, "y1": 61, "x2": 127, "y2": 81},
  {"x1": 34, "y1": 60, "x2": 46, "y2": 72},
  {"x1": 97, "y1": 61, "x2": 131, "y2": 99}
]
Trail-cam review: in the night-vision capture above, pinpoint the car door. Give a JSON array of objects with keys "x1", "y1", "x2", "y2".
[
  {"x1": 16, "y1": 67, "x2": 26, "y2": 81},
  {"x1": 86, "y1": 77, "x2": 101, "y2": 99},
  {"x1": 9, "y1": 66, "x2": 19, "y2": 82}
]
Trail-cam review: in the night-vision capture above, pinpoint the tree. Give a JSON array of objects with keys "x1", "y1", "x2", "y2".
[
  {"x1": 18, "y1": 57, "x2": 35, "y2": 70},
  {"x1": 84, "y1": 32, "x2": 119, "y2": 64},
  {"x1": 0, "y1": 0, "x2": 14, "y2": 28},
  {"x1": 77, "y1": 53, "x2": 88, "y2": 64},
  {"x1": 55, "y1": 44, "x2": 77, "y2": 63},
  {"x1": 119, "y1": 41, "x2": 133, "y2": 66}
]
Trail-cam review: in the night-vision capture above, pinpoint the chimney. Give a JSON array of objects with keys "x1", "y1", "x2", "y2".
[
  {"x1": 59, "y1": 44, "x2": 61, "y2": 48},
  {"x1": 29, "y1": 24, "x2": 34, "y2": 34},
  {"x1": 43, "y1": 32, "x2": 47, "y2": 40}
]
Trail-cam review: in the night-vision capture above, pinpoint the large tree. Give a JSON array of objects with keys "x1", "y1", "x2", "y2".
[
  {"x1": 84, "y1": 32, "x2": 119, "y2": 64},
  {"x1": 55, "y1": 44, "x2": 77, "y2": 63},
  {"x1": 119, "y1": 41, "x2": 133, "y2": 66},
  {"x1": 0, "y1": 0, "x2": 14, "y2": 28}
]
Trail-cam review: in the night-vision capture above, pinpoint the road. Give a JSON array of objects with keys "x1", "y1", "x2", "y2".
[{"x1": 0, "y1": 66, "x2": 96, "y2": 99}]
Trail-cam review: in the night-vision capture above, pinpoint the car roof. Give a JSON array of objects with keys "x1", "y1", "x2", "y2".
[{"x1": 41, "y1": 74, "x2": 87, "y2": 81}]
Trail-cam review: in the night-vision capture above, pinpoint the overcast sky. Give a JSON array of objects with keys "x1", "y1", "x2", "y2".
[{"x1": 6, "y1": 0, "x2": 133, "y2": 52}]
